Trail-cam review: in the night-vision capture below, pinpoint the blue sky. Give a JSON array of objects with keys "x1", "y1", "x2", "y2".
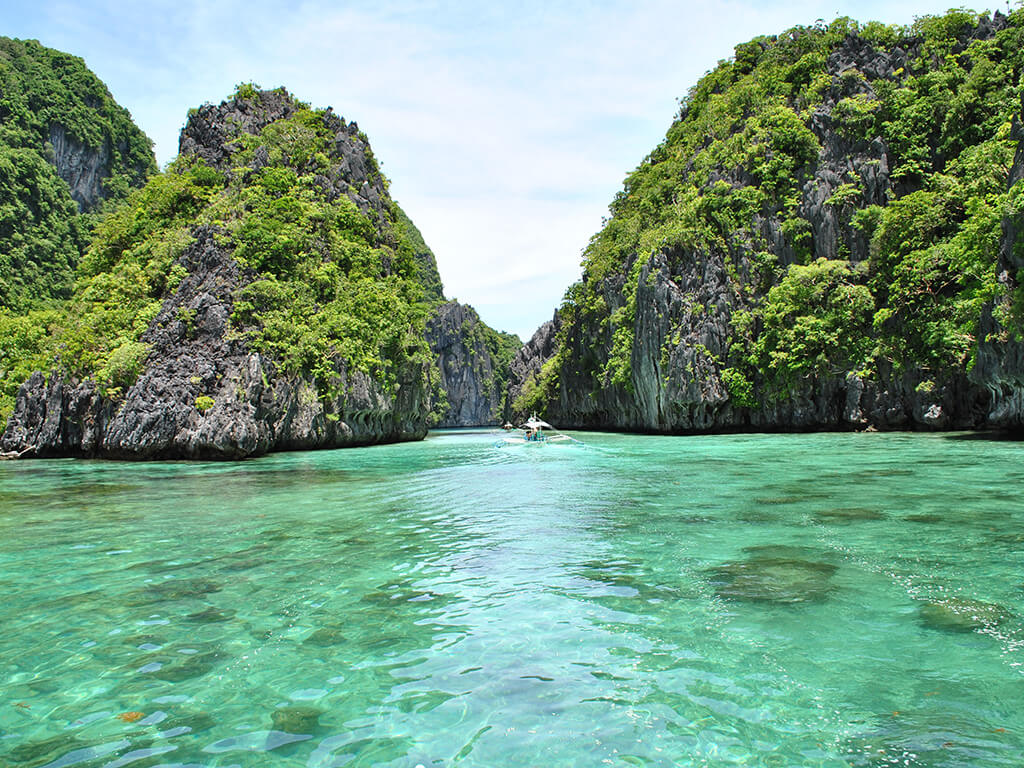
[{"x1": 2, "y1": 0, "x2": 1006, "y2": 340}]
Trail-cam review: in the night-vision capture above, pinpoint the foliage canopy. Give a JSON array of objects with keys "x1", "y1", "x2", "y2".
[{"x1": 0, "y1": 36, "x2": 156, "y2": 312}]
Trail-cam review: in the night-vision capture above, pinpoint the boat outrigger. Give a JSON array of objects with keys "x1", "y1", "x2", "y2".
[{"x1": 494, "y1": 415, "x2": 583, "y2": 447}]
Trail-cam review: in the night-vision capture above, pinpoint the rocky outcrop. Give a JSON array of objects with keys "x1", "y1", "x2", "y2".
[
  {"x1": 1, "y1": 228, "x2": 428, "y2": 459},
  {"x1": 516, "y1": 247, "x2": 989, "y2": 433},
  {"x1": 1, "y1": 37, "x2": 156, "y2": 213},
  {"x1": 505, "y1": 314, "x2": 560, "y2": 413},
  {"x1": 427, "y1": 302, "x2": 508, "y2": 427},
  {"x1": 0, "y1": 37, "x2": 156, "y2": 310},
  {"x1": 1, "y1": 90, "x2": 437, "y2": 459},
  {"x1": 48, "y1": 123, "x2": 112, "y2": 211},
  {"x1": 178, "y1": 90, "x2": 299, "y2": 170},
  {"x1": 179, "y1": 90, "x2": 397, "y2": 236},
  {"x1": 508, "y1": 14, "x2": 1015, "y2": 433}
]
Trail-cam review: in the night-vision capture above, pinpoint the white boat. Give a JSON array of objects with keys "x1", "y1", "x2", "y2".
[{"x1": 493, "y1": 415, "x2": 582, "y2": 447}]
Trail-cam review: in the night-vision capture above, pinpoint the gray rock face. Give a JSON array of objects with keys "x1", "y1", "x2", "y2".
[
  {"x1": 48, "y1": 124, "x2": 110, "y2": 211},
  {"x1": 1, "y1": 228, "x2": 428, "y2": 459},
  {"x1": 178, "y1": 90, "x2": 299, "y2": 170},
  {"x1": 47, "y1": 122, "x2": 150, "y2": 212},
  {"x1": 518, "y1": 245, "x2": 988, "y2": 433},
  {"x1": 179, "y1": 90, "x2": 394, "y2": 235},
  {"x1": 505, "y1": 314, "x2": 559, "y2": 413},
  {"x1": 426, "y1": 302, "x2": 505, "y2": 427}
]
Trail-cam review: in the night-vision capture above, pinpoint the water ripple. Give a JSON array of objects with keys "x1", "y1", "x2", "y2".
[{"x1": 1, "y1": 430, "x2": 1023, "y2": 766}]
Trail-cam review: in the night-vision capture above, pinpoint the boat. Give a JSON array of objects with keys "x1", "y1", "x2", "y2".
[{"x1": 493, "y1": 415, "x2": 582, "y2": 447}]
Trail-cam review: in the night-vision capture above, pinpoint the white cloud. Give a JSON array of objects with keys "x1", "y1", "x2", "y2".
[{"x1": 4, "y1": 0, "x2": 995, "y2": 339}]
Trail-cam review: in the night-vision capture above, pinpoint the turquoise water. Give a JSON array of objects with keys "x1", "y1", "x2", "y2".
[{"x1": 1, "y1": 430, "x2": 1022, "y2": 767}]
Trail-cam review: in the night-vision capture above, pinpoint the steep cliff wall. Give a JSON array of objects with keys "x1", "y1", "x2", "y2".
[
  {"x1": 2, "y1": 227, "x2": 427, "y2": 458},
  {"x1": 426, "y1": 302, "x2": 519, "y2": 426},
  {"x1": 1, "y1": 88, "x2": 438, "y2": 458},
  {"x1": 510, "y1": 10, "x2": 1021, "y2": 433},
  {"x1": 972, "y1": 99, "x2": 1024, "y2": 427}
]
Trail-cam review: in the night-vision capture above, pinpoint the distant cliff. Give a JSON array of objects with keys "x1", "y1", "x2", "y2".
[
  {"x1": 510, "y1": 10, "x2": 1024, "y2": 433},
  {"x1": 427, "y1": 302, "x2": 520, "y2": 426},
  {"x1": 1, "y1": 87, "x2": 441, "y2": 458},
  {"x1": 0, "y1": 37, "x2": 156, "y2": 311}
]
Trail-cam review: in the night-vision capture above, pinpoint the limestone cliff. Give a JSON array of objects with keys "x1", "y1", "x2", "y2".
[
  {"x1": 46, "y1": 122, "x2": 145, "y2": 212},
  {"x1": 972, "y1": 98, "x2": 1024, "y2": 428},
  {"x1": 426, "y1": 302, "x2": 519, "y2": 427},
  {"x1": 1, "y1": 88, "x2": 437, "y2": 458},
  {"x1": 510, "y1": 10, "x2": 1020, "y2": 433},
  {"x1": 2, "y1": 226, "x2": 431, "y2": 459}
]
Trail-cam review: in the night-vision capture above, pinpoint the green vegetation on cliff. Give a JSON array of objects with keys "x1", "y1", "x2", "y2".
[
  {"x1": 0, "y1": 154, "x2": 214, "y2": 427},
  {"x1": 393, "y1": 205, "x2": 445, "y2": 302},
  {"x1": 0, "y1": 148, "x2": 85, "y2": 310},
  {"x1": 0, "y1": 37, "x2": 156, "y2": 312},
  {"x1": 521, "y1": 8, "x2": 1024, "y2": 416}
]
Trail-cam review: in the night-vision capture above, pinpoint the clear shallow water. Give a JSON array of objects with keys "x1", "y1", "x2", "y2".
[{"x1": 0, "y1": 430, "x2": 1022, "y2": 768}]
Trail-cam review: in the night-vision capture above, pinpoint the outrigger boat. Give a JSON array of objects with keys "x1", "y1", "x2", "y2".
[{"x1": 493, "y1": 414, "x2": 583, "y2": 447}]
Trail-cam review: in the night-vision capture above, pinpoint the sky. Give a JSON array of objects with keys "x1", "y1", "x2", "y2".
[{"x1": 2, "y1": 0, "x2": 1007, "y2": 340}]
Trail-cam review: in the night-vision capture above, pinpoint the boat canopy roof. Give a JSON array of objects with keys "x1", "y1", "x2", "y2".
[{"x1": 522, "y1": 416, "x2": 553, "y2": 430}]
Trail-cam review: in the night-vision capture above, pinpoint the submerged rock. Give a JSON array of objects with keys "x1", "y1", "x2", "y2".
[
  {"x1": 918, "y1": 597, "x2": 1008, "y2": 633},
  {"x1": 158, "y1": 709, "x2": 216, "y2": 735},
  {"x1": 815, "y1": 507, "x2": 886, "y2": 523},
  {"x1": 7, "y1": 733, "x2": 84, "y2": 765},
  {"x1": 219, "y1": 557, "x2": 265, "y2": 572},
  {"x1": 124, "y1": 578, "x2": 221, "y2": 606},
  {"x1": 904, "y1": 513, "x2": 944, "y2": 524},
  {"x1": 185, "y1": 606, "x2": 236, "y2": 623},
  {"x1": 737, "y1": 509, "x2": 782, "y2": 523},
  {"x1": 992, "y1": 531, "x2": 1024, "y2": 545},
  {"x1": 151, "y1": 650, "x2": 223, "y2": 682},
  {"x1": 271, "y1": 705, "x2": 322, "y2": 735},
  {"x1": 304, "y1": 626, "x2": 348, "y2": 647},
  {"x1": 710, "y1": 553, "x2": 839, "y2": 604},
  {"x1": 120, "y1": 633, "x2": 166, "y2": 648},
  {"x1": 741, "y1": 544, "x2": 820, "y2": 558},
  {"x1": 753, "y1": 496, "x2": 807, "y2": 506}
]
